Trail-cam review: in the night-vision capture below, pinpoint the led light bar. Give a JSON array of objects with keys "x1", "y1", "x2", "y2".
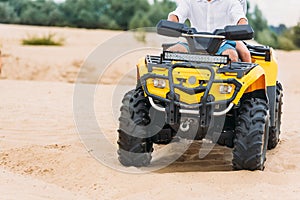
[{"x1": 163, "y1": 51, "x2": 229, "y2": 64}]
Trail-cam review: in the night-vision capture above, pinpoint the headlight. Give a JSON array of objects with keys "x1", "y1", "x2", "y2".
[
  {"x1": 153, "y1": 79, "x2": 166, "y2": 89},
  {"x1": 219, "y1": 84, "x2": 233, "y2": 94}
]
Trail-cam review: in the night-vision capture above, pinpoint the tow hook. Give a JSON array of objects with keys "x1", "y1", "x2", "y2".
[{"x1": 180, "y1": 119, "x2": 193, "y2": 132}]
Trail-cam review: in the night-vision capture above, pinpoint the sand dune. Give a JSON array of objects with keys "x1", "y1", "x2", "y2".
[{"x1": 0, "y1": 24, "x2": 300, "y2": 199}]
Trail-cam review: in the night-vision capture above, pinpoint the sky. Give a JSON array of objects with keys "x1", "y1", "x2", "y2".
[
  {"x1": 53, "y1": 0, "x2": 300, "y2": 27},
  {"x1": 248, "y1": 0, "x2": 300, "y2": 27}
]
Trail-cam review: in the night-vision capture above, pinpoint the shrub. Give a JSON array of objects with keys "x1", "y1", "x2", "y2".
[
  {"x1": 277, "y1": 36, "x2": 297, "y2": 51},
  {"x1": 0, "y1": 2, "x2": 18, "y2": 23},
  {"x1": 256, "y1": 29, "x2": 278, "y2": 49},
  {"x1": 22, "y1": 33, "x2": 64, "y2": 46},
  {"x1": 292, "y1": 23, "x2": 300, "y2": 48}
]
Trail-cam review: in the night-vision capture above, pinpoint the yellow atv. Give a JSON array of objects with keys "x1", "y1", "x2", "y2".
[{"x1": 117, "y1": 20, "x2": 283, "y2": 170}]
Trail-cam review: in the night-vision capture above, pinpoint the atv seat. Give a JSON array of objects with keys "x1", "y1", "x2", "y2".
[{"x1": 246, "y1": 43, "x2": 271, "y2": 61}]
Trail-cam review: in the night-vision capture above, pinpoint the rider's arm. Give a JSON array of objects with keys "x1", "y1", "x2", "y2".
[
  {"x1": 238, "y1": 18, "x2": 248, "y2": 25},
  {"x1": 238, "y1": 0, "x2": 247, "y2": 14},
  {"x1": 167, "y1": 0, "x2": 190, "y2": 23},
  {"x1": 168, "y1": 14, "x2": 179, "y2": 22},
  {"x1": 230, "y1": 0, "x2": 248, "y2": 25}
]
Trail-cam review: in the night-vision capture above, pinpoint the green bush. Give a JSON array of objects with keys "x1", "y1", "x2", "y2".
[
  {"x1": 129, "y1": 11, "x2": 151, "y2": 30},
  {"x1": 0, "y1": 2, "x2": 18, "y2": 23},
  {"x1": 22, "y1": 33, "x2": 64, "y2": 46},
  {"x1": 98, "y1": 14, "x2": 119, "y2": 30},
  {"x1": 0, "y1": 0, "x2": 177, "y2": 30},
  {"x1": 292, "y1": 23, "x2": 300, "y2": 48},
  {"x1": 256, "y1": 29, "x2": 278, "y2": 49},
  {"x1": 277, "y1": 36, "x2": 297, "y2": 51}
]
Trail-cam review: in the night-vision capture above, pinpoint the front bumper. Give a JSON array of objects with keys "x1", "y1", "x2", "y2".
[{"x1": 140, "y1": 57, "x2": 244, "y2": 125}]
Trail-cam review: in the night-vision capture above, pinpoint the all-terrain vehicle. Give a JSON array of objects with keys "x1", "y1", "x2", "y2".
[{"x1": 117, "y1": 20, "x2": 283, "y2": 170}]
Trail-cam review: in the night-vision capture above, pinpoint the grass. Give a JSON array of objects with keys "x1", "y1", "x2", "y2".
[
  {"x1": 22, "y1": 33, "x2": 65, "y2": 46},
  {"x1": 133, "y1": 28, "x2": 147, "y2": 43}
]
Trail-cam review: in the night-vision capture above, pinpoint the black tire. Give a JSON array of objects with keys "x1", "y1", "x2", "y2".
[
  {"x1": 268, "y1": 81, "x2": 283, "y2": 150},
  {"x1": 117, "y1": 89, "x2": 153, "y2": 167},
  {"x1": 233, "y1": 98, "x2": 269, "y2": 170},
  {"x1": 151, "y1": 124, "x2": 174, "y2": 144},
  {"x1": 217, "y1": 131, "x2": 234, "y2": 148}
]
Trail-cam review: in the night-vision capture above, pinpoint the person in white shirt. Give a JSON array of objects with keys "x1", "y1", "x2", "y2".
[{"x1": 168, "y1": 0, "x2": 251, "y2": 62}]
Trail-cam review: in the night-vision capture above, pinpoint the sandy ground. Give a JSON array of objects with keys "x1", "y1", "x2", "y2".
[{"x1": 0, "y1": 24, "x2": 300, "y2": 199}]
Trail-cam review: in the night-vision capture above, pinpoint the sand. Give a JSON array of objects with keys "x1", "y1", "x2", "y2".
[{"x1": 0, "y1": 24, "x2": 300, "y2": 200}]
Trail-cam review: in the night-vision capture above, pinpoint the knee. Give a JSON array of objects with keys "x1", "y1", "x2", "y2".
[
  {"x1": 239, "y1": 50, "x2": 251, "y2": 62},
  {"x1": 222, "y1": 49, "x2": 239, "y2": 62},
  {"x1": 167, "y1": 44, "x2": 188, "y2": 53}
]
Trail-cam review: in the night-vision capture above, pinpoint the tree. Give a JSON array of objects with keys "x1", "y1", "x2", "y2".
[
  {"x1": 17, "y1": 0, "x2": 60, "y2": 26},
  {"x1": 256, "y1": 29, "x2": 278, "y2": 48},
  {"x1": 129, "y1": 11, "x2": 151, "y2": 29},
  {"x1": 2, "y1": 0, "x2": 26, "y2": 14},
  {"x1": 247, "y1": 5, "x2": 268, "y2": 33},
  {"x1": 146, "y1": 0, "x2": 176, "y2": 26},
  {"x1": 292, "y1": 22, "x2": 300, "y2": 48},
  {"x1": 278, "y1": 36, "x2": 297, "y2": 51},
  {"x1": 48, "y1": 8, "x2": 66, "y2": 26},
  {"x1": 98, "y1": 14, "x2": 119, "y2": 30},
  {"x1": 0, "y1": 0, "x2": 177, "y2": 30},
  {"x1": 0, "y1": 2, "x2": 18, "y2": 23},
  {"x1": 20, "y1": 5, "x2": 48, "y2": 25},
  {"x1": 60, "y1": 0, "x2": 110, "y2": 28},
  {"x1": 270, "y1": 24, "x2": 287, "y2": 35},
  {"x1": 107, "y1": 0, "x2": 150, "y2": 30}
]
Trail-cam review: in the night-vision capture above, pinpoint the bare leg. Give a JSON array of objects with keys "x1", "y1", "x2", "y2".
[
  {"x1": 167, "y1": 44, "x2": 188, "y2": 53},
  {"x1": 236, "y1": 41, "x2": 251, "y2": 62},
  {"x1": 222, "y1": 48, "x2": 239, "y2": 62}
]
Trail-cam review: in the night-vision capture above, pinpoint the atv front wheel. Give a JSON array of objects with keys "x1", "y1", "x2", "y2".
[
  {"x1": 233, "y1": 98, "x2": 269, "y2": 170},
  {"x1": 268, "y1": 81, "x2": 283, "y2": 150},
  {"x1": 117, "y1": 89, "x2": 153, "y2": 167}
]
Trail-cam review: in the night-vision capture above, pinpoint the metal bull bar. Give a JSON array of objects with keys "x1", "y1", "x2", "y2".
[{"x1": 140, "y1": 59, "x2": 242, "y2": 124}]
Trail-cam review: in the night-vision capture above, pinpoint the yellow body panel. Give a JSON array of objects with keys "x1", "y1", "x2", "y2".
[
  {"x1": 138, "y1": 50, "x2": 277, "y2": 105},
  {"x1": 252, "y1": 48, "x2": 278, "y2": 87},
  {"x1": 231, "y1": 66, "x2": 265, "y2": 104}
]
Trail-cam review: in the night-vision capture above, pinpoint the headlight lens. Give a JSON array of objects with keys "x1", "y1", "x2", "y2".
[
  {"x1": 153, "y1": 79, "x2": 166, "y2": 89},
  {"x1": 219, "y1": 84, "x2": 233, "y2": 94}
]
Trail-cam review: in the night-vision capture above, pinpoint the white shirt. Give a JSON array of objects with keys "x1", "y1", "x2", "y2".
[
  {"x1": 238, "y1": 0, "x2": 247, "y2": 14},
  {"x1": 169, "y1": 0, "x2": 247, "y2": 32}
]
